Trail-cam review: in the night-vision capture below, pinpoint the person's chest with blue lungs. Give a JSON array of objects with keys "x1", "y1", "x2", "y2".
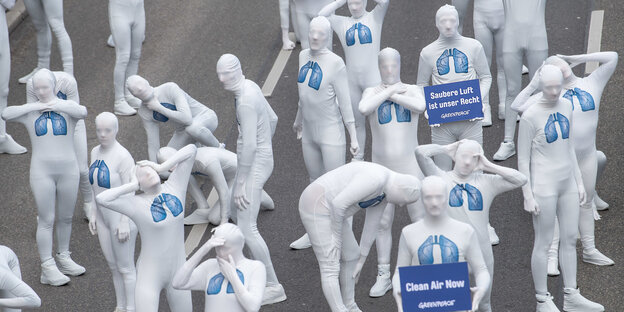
[
  {"x1": 205, "y1": 266, "x2": 246, "y2": 296},
  {"x1": 562, "y1": 80, "x2": 598, "y2": 114},
  {"x1": 343, "y1": 14, "x2": 377, "y2": 47},
  {"x1": 376, "y1": 99, "x2": 411, "y2": 125},
  {"x1": 151, "y1": 90, "x2": 179, "y2": 123},
  {"x1": 147, "y1": 190, "x2": 184, "y2": 224},
  {"x1": 535, "y1": 106, "x2": 571, "y2": 145},
  {"x1": 448, "y1": 179, "x2": 484, "y2": 212},
  {"x1": 416, "y1": 233, "x2": 461, "y2": 265},
  {"x1": 434, "y1": 46, "x2": 471, "y2": 78}
]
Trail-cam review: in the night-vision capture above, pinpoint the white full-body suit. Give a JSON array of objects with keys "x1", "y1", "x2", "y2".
[
  {"x1": 216, "y1": 54, "x2": 286, "y2": 305},
  {"x1": 517, "y1": 65, "x2": 603, "y2": 311},
  {"x1": 298, "y1": 161, "x2": 421, "y2": 312},
  {"x1": 357, "y1": 47, "x2": 425, "y2": 297},
  {"x1": 415, "y1": 141, "x2": 527, "y2": 312},
  {"x1": 417, "y1": 5, "x2": 491, "y2": 170},
  {"x1": 21, "y1": 0, "x2": 73, "y2": 76},
  {"x1": 26, "y1": 71, "x2": 93, "y2": 220},
  {"x1": 2, "y1": 69, "x2": 87, "y2": 285},
  {"x1": 0, "y1": 0, "x2": 27, "y2": 155},
  {"x1": 96, "y1": 145, "x2": 197, "y2": 312},
  {"x1": 391, "y1": 176, "x2": 490, "y2": 312},
  {"x1": 88, "y1": 112, "x2": 138, "y2": 312},
  {"x1": 0, "y1": 246, "x2": 41, "y2": 311},
  {"x1": 319, "y1": 0, "x2": 389, "y2": 160},
  {"x1": 279, "y1": 0, "x2": 333, "y2": 49},
  {"x1": 494, "y1": 0, "x2": 548, "y2": 161},
  {"x1": 172, "y1": 224, "x2": 266, "y2": 312}
]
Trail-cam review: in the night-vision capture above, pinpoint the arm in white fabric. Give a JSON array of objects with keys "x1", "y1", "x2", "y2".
[
  {"x1": 517, "y1": 118, "x2": 538, "y2": 215},
  {"x1": 359, "y1": 86, "x2": 395, "y2": 116},
  {"x1": 473, "y1": 44, "x2": 492, "y2": 104},
  {"x1": 50, "y1": 100, "x2": 87, "y2": 119},
  {"x1": 416, "y1": 52, "x2": 432, "y2": 87},
  {"x1": 318, "y1": 0, "x2": 346, "y2": 17},
  {"x1": 390, "y1": 86, "x2": 426, "y2": 113},
  {"x1": 414, "y1": 144, "x2": 448, "y2": 177},
  {"x1": 465, "y1": 230, "x2": 491, "y2": 311},
  {"x1": 205, "y1": 161, "x2": 231, "y2": 224},
  {"x1": 223, "y1": 260, "x2": 266, "y2": 312},
  {"x1": 510, "y1": 73, "x2": 541, "y2": 113},
  {"x1": 0, "y1": 272, "x2": 41, "y2": 308},
  {"x1": 334, "y1": 65, "x2": 358, "y2": 147},
  {"x1": 1, "y1": 103, "x2": 44, "y2": 123},
  {"x1": 236, "y1": 104, "x2": 258, "y2": 181},
  {"x1": 162, "y1": 144, "x2": 198, "y2": 194},
  {"x1": 172, "y1": 241, "x2": 217, "y2": 291},
  {"x1": 150, "y1": 84, "x2": 193, "y2": 126},
  {"x1": 96, "y1": 185, "x2": 138, "y2": 219},
  {"x1": 392, "y1": 232, "x2": 410, "y2": 312}
]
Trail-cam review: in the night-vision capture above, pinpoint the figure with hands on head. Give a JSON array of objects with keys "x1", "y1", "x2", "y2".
[
  {"x1": 299, "y1": 161, "x2": 421, "y2": 312},
  {"x1": 173, "y1": 223, "x2": 266, "y2": 312},
  {"x1": 2, "y1": 69, "x2": 87, "y2": 287},
  {"x1": 0, "y1": 245, "x2": 41, "y2": 311},
  {"x1": 357, "y1": 47, "x2": 426, "y2": 297},
  {"x1": 88, "y1": 112, "x2": 138, "y2": 312},
  {"x1": 95, "y1": 144, "x2": 197, "y2": 312},
  {"x1": 391, "y1": 176, "x2": 490, "y2": 312}
]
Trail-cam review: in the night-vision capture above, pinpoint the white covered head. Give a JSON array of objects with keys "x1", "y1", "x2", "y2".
[
  {"x1": 309, "y1": 16, "x2": 332, "y2": 51},
  {"x1": 378, "y1": 48, "x2": 401, "y2": 85},
  {"x1": 212, "y1": 223, "x2": 245, "y2": 259},
  {"x1": 539, "y1": 64, "x2": 564, "y2": 102},
  {"x1": 347, "y1": 0, "x2": 367, "y2": 19},
  {"x1": 126, "y1": 75, "x2": 154, "y2": 101},
  {"x1": 32, "y1": 68, "x2": 57, "y2": 103},
  {"x1": 452, "y1": 140, "x2": 483, "y2": 177},
  {"x1": 435, "y1": 4, "x2": 459, "y2": 38},
  {"x1": 421, "y1": 175, "x2": 448, "y2": 217},
  {"x1": 385, "y1": 172, "x2": 421, "y2": 206},
  {"x1": 136, "y1": 165, "x2": 161, "y2": 192},
  {"x1": 216, "y1": 54, "x2": 244, "y2": 92},
  {"x1": 544, "y1": 56, "x2": 573, "y2": 79},
  {"x1": 95, "y1": 112, "x2": 119, "y2": 147}
]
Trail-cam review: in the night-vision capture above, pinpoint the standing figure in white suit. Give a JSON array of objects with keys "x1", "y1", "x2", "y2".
[
  {"x1": 517, "y1": 65, "x2": 603, "y2": 312},
  {"x1": 290, "y1": 16, "x2": 360, "y2": 250},
  {"x1": 216, "y1": 53, "x2": 286, "y2": 305},
  {"x1": 357, "y1": 47, "x2": 425, "y2": 297},
  {"x1": 0, "y1": 0, "x2": 27, "y2": 154},
  {"x1": 417, "y1": 4, "x2": 492, "y2": 170},
  {"x1": 318, "y1": 0, "x2": 389, "y2": 161},
  {"x1": 88, "y1": 112, "x2": 138, "y2": 312},
  {"x1": 415, "y1": 140, "x2": 527, "y2": 312},
  {"x1": 391, "y1": 176, "x2": 490, "y2": 312},
  {"x1": 0, "y1": 245, "x2": 41, "y2": 311},
  {"x1": 279, "y1": 0, "x2": 333, "y2": 50},
  {"x1": 172, "y1": 223, "x2": 266, "y2": 312},
  {"x1": 95, "y1": 144, "x2": 197, "y2": 312},
  {"x1": 2, "y1": 69, "x2": 87, "y2": 287},
  {"x1": 19, "y1": 0, "x2": 73, "y2": 82}
]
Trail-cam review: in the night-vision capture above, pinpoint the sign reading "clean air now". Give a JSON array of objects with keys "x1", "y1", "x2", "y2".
[
  {"x1": 424, "y1": 79, "x2": 483, "y2": 125},
  {"x1": 399, "y1": 262, "x2": 472, "y2": 311}
]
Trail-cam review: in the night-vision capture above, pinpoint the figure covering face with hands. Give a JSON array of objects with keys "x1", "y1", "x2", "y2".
[
  {"x1": 415, "y1": 140, "x2": 527, "y2": 311},
  {"x1": 25, "y1": 70, "x2": 93, "y2": 223},
  {"x1": 357, "y1": 47, "x2": 426, "y2": 297},
  {"x1": 126, "y1": 75, "x2": 221, "y2": 162},
  {"x1": 278, "y1": 0, "x2": 333, "y2": 50},
  {"x1": 172, "y1": 223, "x2": 266, "y2": 312},
  {"x1": 391, "y1": 176, "x2": 490, "y2": 312},
  {"x1": 0, "y1": 245, "x2": 41, "y2": 311},
  {"x1": 516, "y1": 65, "x2": 603, "y2": 312},
  {"x1": 417, "y1": 5, "x2": 492, "y2": 170},
  {"x1": 19, "y1": 0, "x2": 74, "y2": 82},
  {"x1": 88, "y1": 112, "x2": 138, "y2": 312},
  {"x1": 95, "y1": 144, "x2": 197, "y2": 312},
  {"x1": 216, "y1": 54, "x2": 286, "y2": 305},
  {"x1": 2, "y1": 69, "x2": 87, "y2": 287},
  {"x1": 0, "y1": 0, "x2": 28, "y2": 155},
  {"x1": 318, "y1": 0, "x2": 390, "y2": 160},
  {"x1": 298, "y1": 161, "x2": 420, "y2": 312}
]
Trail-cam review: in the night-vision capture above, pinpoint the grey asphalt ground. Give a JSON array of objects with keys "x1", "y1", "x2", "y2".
[{"x1": 1, "y1": 0, "x2": 622, "y2": 311}]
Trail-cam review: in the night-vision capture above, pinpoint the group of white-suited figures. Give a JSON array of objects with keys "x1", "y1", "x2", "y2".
[{"x1": 0, "y1": 0, "x2": 619, "y2": 311}]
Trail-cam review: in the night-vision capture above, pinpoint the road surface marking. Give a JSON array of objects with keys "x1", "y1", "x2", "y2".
[
  {"x1": 585, "y1": 10, "x2": 604, "y2": 74},
  {"x1": 184, "y1": 188, "x2": 218, "y2": 256},
  {"x1": 261, "y1": 33, "x2": 296, "y2": 97}
]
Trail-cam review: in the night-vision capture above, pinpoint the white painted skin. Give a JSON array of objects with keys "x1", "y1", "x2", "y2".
[
  {"x1": 96, "y1": 145, "x2": 198, "y2": 312},
  {"x1": 0, "y1": 245, "x2": 41, "y2": 311},
  {"x1": 280, "y1": 0, "x2": 334, "y2": 49},
  {"x1": 415, "y1": 140, "x2": 527, "y2": 311},
  {"x1": 391, "y1": 176, "x2": 490, "y2": 312},
  {"x1": 318, "y1": 0, "x2": 389, "y2": 160},
  {"x1": 417, "y1": 4, "x2": 491, "y2": 170},
  {"x1": 299, "y1": 161, "x2": 420, "y2": 312},
  {"x1": 22, "y1": 0, "x2": 73, "y2": 74},
  {"x1": 2, "y1": 69, "x2": 87, "y2": 265},
  {"x1": 216, "y1": 54, "x2": 282, "y2": 288},
  {"x1": 127, "y1": 75, "x2": 220, "y2": 162},
  {"x1": 88, "y1": 112, "x2": 138, "y2": 312},
  {"x1": 172, "y1": 223, "x2": 266, "y2": 312}
]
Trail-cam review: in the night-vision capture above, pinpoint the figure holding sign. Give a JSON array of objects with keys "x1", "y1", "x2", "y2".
[{"x1": 392, "y1": 176, "x2": 489, "y2": 312}]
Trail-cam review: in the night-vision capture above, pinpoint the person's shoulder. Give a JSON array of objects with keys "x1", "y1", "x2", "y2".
[
  {"x1": 462, "y1": 36, "x2": 483, "y2": 49},
  {"x1": 420, "y1": 41, "x2": 437, "y2": 55},
  {"x1": 449, "y1": 219, "x2": 475, "y2": 236},
  {"x1": 402, "y1": 221, "x2": 424, "y2": 235}
]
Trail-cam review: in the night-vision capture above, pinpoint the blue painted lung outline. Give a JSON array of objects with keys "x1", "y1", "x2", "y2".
[
  {"x1": 358, "y1": 193, "x2": 386, "y2": 209},
  {"x1": 88, "y1": 160, "x2": 111, "y2": 189},
  {"x1": 152, "y1": 102, "x2": 177, "y2": 122},
  {"x1": 377, "y1": 101, "x2": 412, "y2": 124},
  {"x1": 298, "y1": 61, "x2": 323, "y2": 90},
  {"x1": 417, "y1": 235, "x2": 459, "y2": 265},
  {"x1": 56, "y1": 91, "x2": 67, "y2": 100},
  {"x1": 346, "y1": 22, "x2": 372, "y2": 46},
  {"x1": 563, "y1": 88, "x2": 595, "y2": 112},
  {"x1": 150, "y1": 193, "x2": 183, "y2": 223},
  {"x1": 544, "y1": 112, "x2": 570, "y2": 144},
  {"x1": 449, "y1": 183, "x2": 483, "y2": 211},
  {"x1": 206, "y1": 269, "x2": 245, "y2": 295},
  {"x1": 436, "y1": 48, "x2": 469, "y2": 75},
  {"x1": 34, "y1": 111, "x2": 67, "y2": 136}
]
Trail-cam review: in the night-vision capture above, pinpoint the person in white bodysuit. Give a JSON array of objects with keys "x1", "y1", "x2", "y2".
[
  {"x1": 318, "y1": 0, "x2": 389, "y2": 160},
  {"x1": 172, "y1": 223, "x2": 266, "y2": 312},
  {"x1": 517, "y1": 65, "x2": 603, "y2": 312},
  {"x1": 95, "y1": 144, "x2": 196, "y2": 312},
  {"x1": 88, "y1": 112, "x2": 138, "y2": 312},
  {"x1": 391, "y1": 176, "x2": 490, "y2": 312},
  {"x1": 126, "y1": 75, "x2": 221, "y2": 161},
  {"x1": 279, "y1": 0, "x2": 333, "y2": 49},
  {"x1": 157, "y1": 146, "x2": 275, "y2": 226},
  {"x1": 493, "y1": 0, "x2": 549, "y2": 161},
  {"x1": 0, "y1": 245, "x2": 41, "y2": 311},
  {"x1": 357, "y1": 47, "x2": 425, "y2": 297},
  {"x1": 417, "y1": 4, "x2": 492, "y2": 170},
  {"x1": 216, "y1": 53, "x2": 286, "y2": 305},
  {"x1": 290, "y1": 16, "x2": 360, "y2": 250},
  {"x1": 25, "y1": 70, "x2": 93, "y2": 222},
  {"x1": 109, "y1": 0, "x2": 145, "y2": 116},
  {"x1": 2, "y1": 69, "x2": 87, "y2": 287},
  {"x1": 415, "y1": 140, "x2": 527, "y2": 312},
  {"x1": 19, "y1": 0, "x2": 73, "y2": 82},
  {"x1": 299, "y1": 161, "x2": 420, "y2": 312},
  {"x1": 450, "y1": 0, "x2": 469, "y2": 35},
  {"x1": 0, "y1": 0, "x2": 27, "y2": 154}
]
